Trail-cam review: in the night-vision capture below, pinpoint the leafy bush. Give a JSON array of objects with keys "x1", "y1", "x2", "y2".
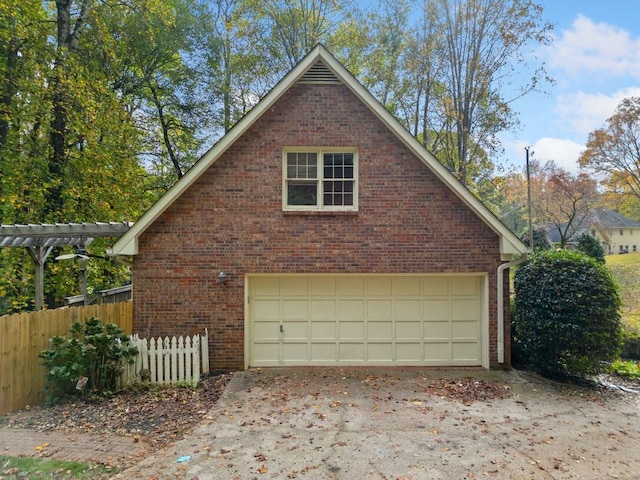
[
  {"x1": 39, "y1": 317, "x2": 138, "y2": 398},
  {"x1": 575, "y1": 232, "x2": 605, "y2": 264},
  {"x1": 514, "y1": 249, "x2": 621, "y2": 377}
]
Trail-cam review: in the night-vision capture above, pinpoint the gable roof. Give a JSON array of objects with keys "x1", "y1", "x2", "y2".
[
  {"x1": 110, "y1": 45, "x2": 527, "y2": 259},
  {"x1": 589, "y1": 208, "x2": 640, "y2": 229},
  {"x1": 543, "y1": 208, "x2": 640, "y2": 244}
]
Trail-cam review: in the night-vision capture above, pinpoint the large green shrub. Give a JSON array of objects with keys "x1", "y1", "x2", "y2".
[
  {"x1": 39, "y1": 317, "x2": 138, "y2": 398},
  {"x1": 514, "y1": 249, "x2": 621, "y2": 377},
  {"x1": 575, "y1": 232, "x2": 605, "y2": 264}
]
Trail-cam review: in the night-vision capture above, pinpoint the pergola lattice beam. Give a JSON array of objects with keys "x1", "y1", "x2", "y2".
[
  {"x1": 0, "y1": 222, "x2": 133, "y2": 310},
  {"x1": 0, "y1": 222, "x2": 132, "y2": 247}
]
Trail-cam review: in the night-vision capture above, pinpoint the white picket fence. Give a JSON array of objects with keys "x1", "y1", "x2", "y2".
[{"x1": 123, "y1": 330, "x2": 210, "y2": 386}]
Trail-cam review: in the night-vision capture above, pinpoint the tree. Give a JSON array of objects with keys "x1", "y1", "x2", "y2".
[
  {"x1": 514, "y1": 249, "x2": 621, "y2": 377},
  {"x1": 575, "y1": 232, "x2": 605, "y2": 264},
  {"x1": 0, "y1": 0, "x2": 185, "y2": 311},
  {"x1": 417, "y1": 0, "x2": 553, "y2": 186},
  {"x1": 580, "y1": 97, "x2": 640, "y2": 215},
  {"x1": 249, "y1": 0, "x2": 357, "y2": 71},
  {"x1": 530, "y1": 160, "x2": 599, "y2": 248},
  {"x1": 46, "y1": 0, "x2": 96, "y2": 217},
  {"x1": 360, "y1": 0, "x2": 412, "y2": 113},
  {"x1": 109, "y1": 0, "x2": 206, "y2": 182}
]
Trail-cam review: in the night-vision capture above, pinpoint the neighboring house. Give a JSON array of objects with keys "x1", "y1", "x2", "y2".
[
  {"x1": 110, "y1": 45, "x2": 527, "y2": 371},
  {"x1": 543, "y1": 207, "x2": 640, "y2": 254},
  {"x1": 592, "y1": 208, "x2": 640, "y2": 254}
]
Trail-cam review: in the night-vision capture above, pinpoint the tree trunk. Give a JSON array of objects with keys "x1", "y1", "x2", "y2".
[
  {"x1": 46, "y1": 0, "x2": 93, "y2": 217},
  {"x1": 0, "y1": 38, "x2": 19, "y2": 146}
]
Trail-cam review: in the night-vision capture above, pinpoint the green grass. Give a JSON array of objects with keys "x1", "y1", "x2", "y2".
[
  {"x1": 609, "y1": 359, "x2": 640, "y2": 380},
  {"x1": 606, "y1": 253, "x2": 640, "y2": 330},
  {"x1": 0, "y1": 456, "x2": 115, "y2": 479},
  {"x1": 605, "y1": 252, "x2": 640, "y2": 267}
]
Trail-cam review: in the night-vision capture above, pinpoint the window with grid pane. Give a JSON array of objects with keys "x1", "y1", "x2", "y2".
[
  {"x1": 287, "y1": 152, "x2": 318, "y2": 206},
  {"x1": 284, "y1": 149, "x2": 357, "y2": 211},
  {"x1": 323, "y1": 153, "x2": 354, "y2": 206}
]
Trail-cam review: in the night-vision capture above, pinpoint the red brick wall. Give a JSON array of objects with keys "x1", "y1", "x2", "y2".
[{"x1": 133, "y1": 83, "x2": 509, "y2": 370}]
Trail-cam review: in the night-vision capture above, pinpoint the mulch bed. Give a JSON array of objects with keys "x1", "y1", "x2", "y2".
[{"x1": 1, "y1": 373, "x2": 232, "y2": 450}]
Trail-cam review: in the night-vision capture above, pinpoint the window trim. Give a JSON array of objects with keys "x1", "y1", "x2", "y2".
[{"x1": 282, "y1": 147, "x2": 358, "y2": 212}]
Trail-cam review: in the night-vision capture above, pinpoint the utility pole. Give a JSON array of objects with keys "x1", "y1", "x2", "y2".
[{"x1": 525, "y1": 146, "x2": 534, "y2": 251}]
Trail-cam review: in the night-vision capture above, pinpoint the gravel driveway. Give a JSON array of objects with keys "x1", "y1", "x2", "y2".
[{"x1": 117, "y1": 368, "x2": 640, "y2": 480}]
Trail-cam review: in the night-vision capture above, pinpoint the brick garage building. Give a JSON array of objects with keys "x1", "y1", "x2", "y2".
[{"x1": 111, "y1": 46, "x2": 526, "y2": 371}]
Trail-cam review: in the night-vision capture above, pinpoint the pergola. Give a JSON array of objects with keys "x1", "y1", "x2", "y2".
[{"x1": 0, "y1": 222, "x2": 133, "y2": 310}]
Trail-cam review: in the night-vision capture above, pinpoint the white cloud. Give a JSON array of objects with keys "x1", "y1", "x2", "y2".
[
  {"x1": 555, "y1": 87, "x2": 640, "y2": 136},
  {"x1": 549, "y1": 15, "x2": 640, "y2": 80},
  {"x1": 508, "y1": 139, "x2": 583, "y2": 173},
  {"x1": 504, "y1": 138, "x2": 583, "y2": 174},
  {"x1": 527, "y1": 138, "x2": 585, "y2": 173}
]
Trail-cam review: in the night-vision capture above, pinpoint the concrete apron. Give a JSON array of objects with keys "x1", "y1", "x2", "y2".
[{"x1": 117, "y1": 367, "x2": 640, "y2": 480}]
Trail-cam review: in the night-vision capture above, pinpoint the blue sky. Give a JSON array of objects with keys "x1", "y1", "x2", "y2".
[
  {"x1": 500, "y1": 0, "x2": 640, "y2": 173},
  {"x1": 355, "y1": 1, "x2": 640, "y2": 174}
]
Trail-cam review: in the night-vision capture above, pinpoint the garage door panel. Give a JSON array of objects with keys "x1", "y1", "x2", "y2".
[
  {"x1": 367, "y1": 342, "x2": 393, "y2": 361},
  {"x1": 424, "y1": 342, "x2": 452, "y2": 362},
  {"x1": 339, "y1": 300, "x2": 364, "y2": 318},
  {"x1": 283, "y1": 299, "x2": 307, "y2": 318},
  {"x1": 368, "y1": 321, "x2": 392, "y2": 339},
  {"x1": 451, "y1": 299, "x2": 479, "y2": 320},
  {"x1": 423, "y1": 299, "x2": 449, "y2": 319},
  {"x1": 252, "y1": 277, "x2": 279, "y2": 296},
  {"x1": 253, "y1": 321, "x2": 279, "y2": 341},
  {"x1": 367, "y1": 277, "x2": 392, "y2": 296},
  {"x1": 283, "y1": 321, "x2": 308, "y2": 339},
  {"x1": 396, "y1": 321, "x2": 420, "y2": 339},
  {"x1": 393, "y1": 277, "x2": 421, "y2": 296},
  {"x1": 282, "y1": 277, "x2": 308, "y2": 296},
  {"x1": 452, "y1": 321, "x2": 479, "y2": 339},
  {"x1": 310, "y1": 277, "x2": 336, "y2": 296},
  {"x1": 452, "y1": 277, "x2": 479, "y2": 295},
  {"x1": 338, "y1": 277, "x2": 364, "y2": 295},
  {"x1": 424, "y1": 321, "x2": 450, "y2": 338},
  {"x1": 253, "y1": 343, "x2": 279, "y2": 361},
  {"x1": 339, "y1": 343, "x2": 365, "y2": 361},
  {"x1": 452, "y1": 342, "x2": 481, "y2": 361},
  {"x1": 339, "y1": 321, "x2": 363, "y2": 340},
  {"x1": 396, "y1": 343, "x2": 422, "y2": 361},
  {"x1": 395, "y1": 299, "x2": 421, "y2": 320},
  {"x1": 283, "y1": 342, "x2": 308, "y2": 362},
  {"x1": 311, "y1": 299, "x2": 337, "y2": 318},
  {"x1": 311, "y1": 321, "x2": 336, "y2": 339},
  {"x1": 422, "y1": 277, "x2": 449, "y2": 296},
  {"x1": 253, "y1": 299, "x2": 281, "y2": 318},
  {"x1": 367, "y1": 299, "x2": 392, "y2": 318},
  {"x1": 311, "y1": 343, "x2": 336, "y2": 361},
  {"x1": 249, "y1": 275, "x2": 484, "y2": 367}
]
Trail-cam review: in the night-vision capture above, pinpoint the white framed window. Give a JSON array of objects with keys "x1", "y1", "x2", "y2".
[{"x1": 283, "y1": 148, "x2": 358, "y2": 211}]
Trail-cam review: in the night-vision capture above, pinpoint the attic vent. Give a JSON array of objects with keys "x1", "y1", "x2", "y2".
[{"x1": 297, "y1": 61, "x2": 340, "y2": 84}]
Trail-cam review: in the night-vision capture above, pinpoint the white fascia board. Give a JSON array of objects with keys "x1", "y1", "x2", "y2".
[
  {"x1": 112, "y1": 45, "x2": 526, "y2": 257},
  {"x1": 320, "y1": 50, "x2": 527, "y2": 256},
  {"x1": 111, "y1": 46, "x2": 326, "y2": 256}
]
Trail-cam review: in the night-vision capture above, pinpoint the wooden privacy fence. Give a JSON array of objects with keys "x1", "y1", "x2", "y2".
[
  {"x1": 123, "y1": 331, "x2": 209, "y2": 386},
  {"x1": 0, "y1": 302, "x2": 133, "y2": 415}
]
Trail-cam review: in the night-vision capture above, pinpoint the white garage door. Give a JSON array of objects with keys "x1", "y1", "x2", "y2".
[{"x1": 248, "y1": 275, "x2": 484, "y2": 367}]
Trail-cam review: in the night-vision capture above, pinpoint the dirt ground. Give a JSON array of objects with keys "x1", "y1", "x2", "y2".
[
  {"x1": 110, "y1": 368, "x2": 640, "y2": 480},
  {"x1": 2, "y1": 368, "x2": 638, "y2": 479}
]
